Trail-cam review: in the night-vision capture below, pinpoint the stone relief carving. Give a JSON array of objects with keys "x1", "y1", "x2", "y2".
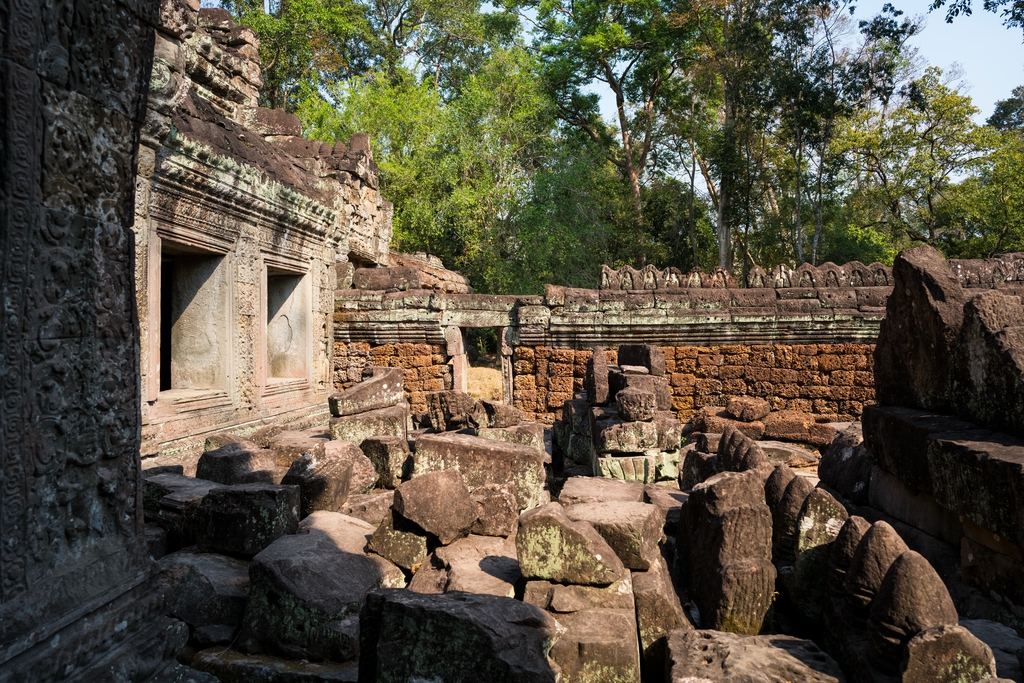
[{"x1": 600, "y1": 262, "x2": 894, "y2": 290}]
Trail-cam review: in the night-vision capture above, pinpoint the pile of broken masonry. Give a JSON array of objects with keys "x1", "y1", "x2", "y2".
[{"x1": 143, "y1": 256, "x2": 1024, "y2": 683}]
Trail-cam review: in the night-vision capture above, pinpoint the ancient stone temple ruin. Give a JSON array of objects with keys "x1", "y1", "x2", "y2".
[{"x1": 3, "y1": 0, "x2": 1024, "y2": 681}]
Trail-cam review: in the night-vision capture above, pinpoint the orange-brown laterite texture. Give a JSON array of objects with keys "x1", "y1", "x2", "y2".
[
  {"x1": 511, "y1": 344, "x2": 875, "y2": 424},
  {"x1": 333, "y1": 342, "x2": 451, "y2": 414}
]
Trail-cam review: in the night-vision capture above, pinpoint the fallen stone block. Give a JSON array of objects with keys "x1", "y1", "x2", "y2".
[
  {"x1": 818, "y1": 424, "x2": 872, "y2": 505},
  {"x1": 593, "y1": 418, "x2": 659, "y2": 454},
  {"x1": 238, "y1": 512, "x2": 404, "y2": 662},
  {"x1": 763, "y1": 410, "x2": 835, "y2": 446},
  {"x1": 617, "y1": 344, "x2": 666, "y2": 376},
  {"x1": 563, "y1": 398, "x2": 593, "y2": 435},
  {"x1": 718, "y1": 426, "x2": 772, "y2": 478},
  {"x1": 558, "y1": 476, "x2": 645, "y2": 505},
  {"x1": 679, "y1": 448, "x2": 718, "y2": 490},
  {"x1": 654, "y1": 411, "x2": 684, "y2": 451},
  {"x1": 192, "y1": 484, "x2": 300, "y2": 557},
  {"x1": 477, "y1": 423, "x2": 545, "y2": 454},
  {"x1": 433, "y1": 535, "x2": 521, "y2": 598},
  {"x1": 902, "y1": 624, "x2": 997, "y2": 682},
  {"x1": 329, "y1": 403, "x2": 408, "y2": 446},
  {"x1": 367, "y1": 510, "x2": 429, "y2": 571},
  {"x1": 617, "y1": 389, "x2": 657, "y2": 422},
  {"x1": 691, "y1": 432, "x2": 722, "y2": 454},
  {"x1": 516, "y1": 502, "x2": 627, "y2": 585},
  {"x1": 472, "y1": 399, "x2": 523, "y2": 429},
  {"x1": 329, "y1": 367, "x2": 404, "y2": 418},
  {"x1": 323, "y1": 440, "x2": 378, "y2": 494},
  {"x1": 961, "y1": 619, "x2": 1024, "y2": 682},
  {"x1": 666, "y1": 629, "x2": 845, "y2": 682},
  {"x1": 393, "y1": 468, "x2": 477, "y2": 544},
  {"x1": 358, "y1": 589, "x2": 561, "y2": 683},
  {"x1": 547, "y1": 608, "x2": 641, "y2": 683},
  {"x1": 644, "y1": 483, "x2": 687, "y2": 532},
  {"x1": 352, "y1": 265, "x2": 421, "y2": 291},
  {"x1": 426, "y1": 390, "x2": 478, "y2": 432},
  {"x1": 567, "y1": 432, "x2": 594, "y2": 466},
  {"x1": 725, "y1": 396, "x2": 771, "y2": 423},
  {"x1": 412, "y1": 433, "x2": 546, "y2": 510},
  {"x1": 340, "y1": 491, "x2": 394, "y2": 526},
  {"x1": 609, "y1": 371, "x2": 672, "y2": 410},
  {"x1": 195, "y1": 441, "x2": 277, "y2": 485},
  {"x1": 190, "y1": 648, "x2": 358, "y2": 682},
  {"x1": 694, "y1": 407, "x2": 765, "y2": 441},
  {"x1": 564, "y1": 501, "x2": 664, "y2": 570},
  {"x1": 470, "y1": 483, "x2": 519, "y2": 537},
  {"x1": 359, "y1": 436, "x2": 411, "y2": 489},
  {"x1": 597, "y1": 451, "x2": 677, "y2": 483},
  {"x1": 268, "y1": 429, "x2": 329, "y2": 468},
  {"x1": 523, "y1": 575, "x2": 635, "y2": 613},
  {"x1": 584, "y1": 347, "x2": 611, "y2": 405},
  {"x1": 159, "y1": 549, "x2": 250, "y2": 646},
  {"x1": 281, "y1": 450, "x2": 353, "y2": 518},
  {"x1": 633, "y1": 556, "x2": 690, "y2": 673},
  {"x1": 759, "y1": 441, "x2": 820, "y2": 468}
]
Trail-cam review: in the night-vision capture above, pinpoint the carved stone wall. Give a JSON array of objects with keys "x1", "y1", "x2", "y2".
[
  {"x1": 135, "y1": 4, "x2": 394, "y2": 469},
  {"x1": 0, "y1": 0, "x2": 187, "y2": 679}
]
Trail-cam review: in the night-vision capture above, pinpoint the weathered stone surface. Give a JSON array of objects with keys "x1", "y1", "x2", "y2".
[
  {"x1": 523, "y1": 576, "x2": 636, "y2": 613},
  {"x1": 559, "y1": 476, "x2": 646, "y2": 505},
  {"x1": 329, "y1": 367, "x2": 405, "y2": 417},
  {"x1": 902, "y1": 625, "x2": 997, "y2": 683},
  {"x1": 763, "y1": 411, "x2": 835, "y2": 446},
  {"x1": 159, "y1": 550, "x2": 250, "y2": 645},
  {"x1": 239, "y1": 512, "x2": 404, "y2": 662},
  {"x1": 726, "y1": 397, "x2": 771, "y2": 423},
  {"x1": 680, "y1": 448, "x2": 718, "y2": 490},
  {"x1": 961, "y1": 619, "x2": 1024, "y2": 682},
  {"x1": 393, "y1": 469, "x2": 477, "y2": 544},
  {"x1": 477, "y1": 423, "x2": 545, "y2": 455},
  {"x1": 666, "y1": 630, "x2": 846, "y2": 682},
  {"x1": 413, "y1": 433, "x2": 546, "y2": 510},
  {"x1": 844, "y1": 521, "x2": 908, "y2": 622},
  {"x1": 358, "y1": 589, "x2": 561, "y2": 683},
  {"x1": 367, "y1": 510, "x2": 429, "y2": 571},
  {"x1": 609, "y1": 371, "x2": 672, "y2": 410},
  {"x1": 597, "y1": 451, "x2": 677, "y2": 484},
  {"x1": 818, "y1": 424, "x2": 872, "y2": 504},
  {"x1": 634, "y1": 557, "x2": 690, "y2": 672},
  {"x1": 353, "y1": 266, "x2": 421, "y2": 290},
  {"x1": 196, "y1": 441, "x2": 277, "y2": 485},
  {"x1": 862, "y1": 404, "x2": 1024, "y2": 547},
  {"x1": 644, "y1": 484, "x2": 688, "y2": 532},
  {"x1": 193, "y1": 484, "x2": 300, "y2": 557},
  {"x1": 564, "y1": 502, "x2": 664, "y2": 570},
  {"x1": 568, "y1": 432, "x2": 595, "y2": 466},
  {"x1": 694, "y1": 407, "x2": 766, "y2": 440},
  {"x1": 191, "y1": 648, "x2": 359, "y2": 682},
  {"x1": 329, "y1": 403, "x2": 408, "y2": 446},
  {"x1": 426, "y1": 390, "x2": 479, "y2": 431},
  {"x1": 321, "y1": 440, "x2": 378, "y2": 495},
  {"x1": 951, "y1": 291, "x2": 1024, "y2": 439},
  {"x1": 764, "y1": 464, "x2": 797, "y2": 514},
  {"x1": 281, "y1": 451, "x2": 353, "y2": 518},
  {"x1": 868, "y1": 550, "x2": 959, "y2": 665},
  {"x1": 358, "y1": 436, "x2": 410, "y2": 489},
  {"x1": 874, "y1": 245, "x2": 966, "y2": 410},
  {"x1": 585, "y1": 347, "x2": 611, "y2": 405},
  {"x1": 654, "y1": 411, "x2": 684, "y2": 451},
  {"x1": 473, "y1": 399, "x2": 524, "y2": 429},
  {"x1": 547, "y1": 608, "x2": 641, "y2": 683},
  {"x1": 827, "y1": 516, "x2": 871, "y2": 602},
  {"x1": 792, "y1": 488, "x2": 848, "y2": 622},
  {"x1": 470, "y1": 483, "x2": 519, "y2": 537},
  {"x1": 683, "y1": 471, "x2": 775, "y2": 634},
  {"x1": 269, "y1": 430, "x2": 330, "y2": 468},
  {"x1": 516, "y1": 502, "x2": 627, "y2": 585},
  {"x1": 718, "y1": 425, "x2": 772, "y2": 477},
  {"x1": 433, "y1": 535, "x2": 521, "y2": 597},
  {"x1": 772, "y1": 476, "x2": 816, "y2": 565},
  {"x1": 759, "y1": 441, "x2": 820, "y2": 468},
  {"x1": 617, "y1": 389, "x2": 657, "y2": 422},
  {"x1": 593, "y1": 418, "x2": 659, "y2": 453},
  {"x1": 564, "y1": 398, "x2": 593, "y2": 435},
  {"x1": 340, "y1": 490, "x2": 394, "y2": 526},
  {"x1": 617, "y1": 344, "x2": 666, "y2": 376},
  {"x1": 869, "y1": 467, "x2": 962, "y2": 546}
]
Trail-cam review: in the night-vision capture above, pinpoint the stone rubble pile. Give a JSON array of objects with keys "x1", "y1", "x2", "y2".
[{"x1": 138, "y1": 330, "x2": 1020, "y2": 683}]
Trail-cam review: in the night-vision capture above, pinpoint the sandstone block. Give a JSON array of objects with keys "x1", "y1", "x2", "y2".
[
  {"x1": 323, "y1": 440, "x2": 378, "y2": 494},
  {"x1": 564, "y1": 501, "x2": 664, "y2": 571},
  {"x1": 473, "y1": 399, "x2": 523, "y2": 428},
  {"x1": 617, "y1": 344, "x2": 666, "y2": 376},
  {"x1": 426, "y1": 390, "x2": 479, "y2": 431},
  {"x1": 844, "y1": 520, "x2": 908, "y2": 622},
  {"x1": 617, "y1": 389, "x2": 657, "y2": 422},
  {"x1": 516, "y1": 502, "x2": 627, "y2": 585},
  {"x1": 190, "y1": 649, "x2": 357, "y2": 682},
  {"x1": 268, "y1": 430, "x2": 329, "y2": 467},
  {"x1": 192, "y1": 484, "x2": 300, "y2": 557},
  {"x1": 340, "y1": 490, "x2": 394, "y2": 526},
  {"x1": 902, "y1": 625, "x2": 997, "y2": 682},
  {"x1": 584, "y1": 347, "x2": 610, "y2": 405},
  {"x1": 433, "y1": 535, "x2": 521, "y2": 597},
  {"x1": 609, "y1": 371, "x2": 672, "y2": 410},
  {"x1": 634, "y1": 557, "x2": 690, "y2": 672},
  {"x1": 547, "y1": 608, "x2": 641, "y2": 683},
  {"x1": 666, "y1": 630, "x2": 845, "y2": 682},
  {"x1": 281, "y1": 450, "x2": 353, "y2": 518},
  {"x1": 195, "y1": 441, "x2": 276, "y2": 486},
  {"x1": 644, "y1": 483, "x2": 688, "y2": 532},
  {"x1": 359, "y1": 436, "x2": 411, "y2": 489},
  {"x1": 367, "y1": 510, "x2": 429, "y2": 571},
  {"x1": 352, "y1": 266, "x2": 421, "y2": 291},
  {"x1": 558, "y1": 476, "x2": 645, "y2": 505},
  {"x1": 477, "y1": 423, "x2": 545, "y2": 454},
  {"x1": 763, "y1": 410, "x2": 835, "y2": 446},
  {"x1": 159, "y1": 549, "x2": 250, "y2": 646},
  {"x1": 470, "y1": 483, "x2": 519, "y2": 537},
  {"x1": 358, "y1": 589, "x2": 560, "y2": 683},
  {"x1": 694, "y1": 407, "x2": 765, "y2": 440},
  {"x1": 393, "y1": 469, "x2": 476, "y2": 545},
  {"x1": 653, "y1": 411, "x2": 684, "y2": 451},
  {"x1": 523, "y1": 575, "x2": 635, "y2": 613},
  {"x1": 329, "y1": 403, "x2": 408, "y2": 446},
  {"x1": 412, "y1": 433, "x2": 546, "y2": 510},
  {"x1": 593, "y1": 418, "x2": 659, "y2": 454},
  {"x1": 329, "y1": 367, "x2": 404, "y2": 417},
  {"x1": 718, "y1": 426, "x2": 771, "y2": 477},
  {"x1": 725, "y1": 396, "x2": 771, "y2": 422}
]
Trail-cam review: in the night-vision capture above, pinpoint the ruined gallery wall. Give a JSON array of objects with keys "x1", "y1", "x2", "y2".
[
  {"x1": 0, "y1": 0, "x2": 189, "y2": 678},
  {"x1": 334, "y1": 256, "x2": 1024, "y2": 424},
  {"x1": 134, "y1": 2, "x2": 393, "y2": 467}
]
